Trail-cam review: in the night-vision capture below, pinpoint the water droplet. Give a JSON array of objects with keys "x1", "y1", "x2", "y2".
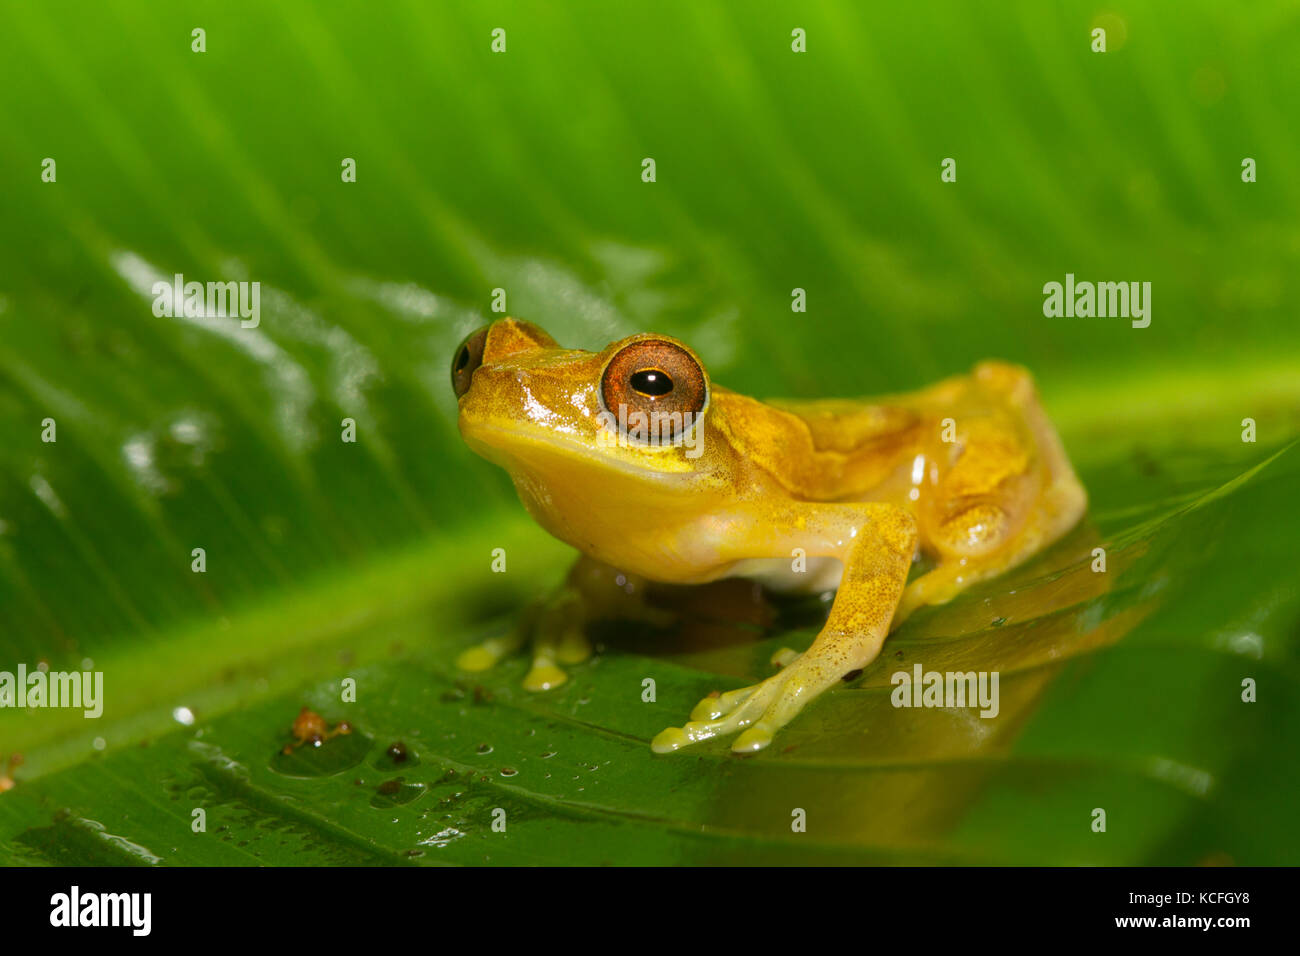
[
  {"x1": 269, "y1": 731, "x2": 372, "y2": 778},
  {"x1": 418, "y1": 826, "x2": 464, "y2": 848},
  {"x1": 371, "y1": 741, "x2": 419, "y2": 770},
  {"x1": 370, "y1": 777, "x2": 426, "y2": 808}
]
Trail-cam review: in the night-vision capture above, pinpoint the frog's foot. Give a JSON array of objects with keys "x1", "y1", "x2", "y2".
[
  {"x1": 651, "y1": 653, "x2": 831, "y2": 755},
  {"x1": 521, "y1": 613, "x2": 592, "y2": 691},
  {"x1": 455, "y1": 590, "x2": 593, "y2": 692},
  {"x1": 456, "y1": 632, "x2": 526, "y2": 672}
]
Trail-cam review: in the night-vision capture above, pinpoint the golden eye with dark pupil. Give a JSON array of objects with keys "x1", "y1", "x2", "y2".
[
  {"x1": 600, "y1": 338, "x2": 707, "y2": 442},
  {"x1": 451, "y1": 325, "x2": 490, "y2": 399}
]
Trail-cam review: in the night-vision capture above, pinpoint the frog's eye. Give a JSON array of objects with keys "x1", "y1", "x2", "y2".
[
  {"x1": 600, "y1": 339, "x2": 708, "y2": 441},
  {"x1": 451, "y1": 325, "x2": 490, "y2": 398}
]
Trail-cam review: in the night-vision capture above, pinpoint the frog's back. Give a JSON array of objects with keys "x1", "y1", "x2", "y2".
[
  {"x1": 766, "y1": 398, "x2": 922, "y2": 456},
  {"x1": 709, "y1": 388, "x2": 923, "y2": 503}
]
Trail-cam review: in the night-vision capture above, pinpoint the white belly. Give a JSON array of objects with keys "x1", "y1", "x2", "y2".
[{"x1": 726, "y1": 557, "x2": 844, "y2": 595}]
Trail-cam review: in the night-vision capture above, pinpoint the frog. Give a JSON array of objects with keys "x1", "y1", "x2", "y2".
[{"x1": 451, "y1": 318, "x2": 1087, "y2": 754}]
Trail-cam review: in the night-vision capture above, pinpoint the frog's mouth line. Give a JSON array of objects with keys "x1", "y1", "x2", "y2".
[{"x1": 460, "y1": 420, "x2": 705, "y2": 484}]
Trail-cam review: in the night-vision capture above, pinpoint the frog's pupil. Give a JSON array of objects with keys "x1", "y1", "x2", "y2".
[
  {"x1": 631, "y1": 369, "x2": 673, "y2": 396},
  {"x1": 456, "y1": 346, "x2": 470, "y2": 373}
]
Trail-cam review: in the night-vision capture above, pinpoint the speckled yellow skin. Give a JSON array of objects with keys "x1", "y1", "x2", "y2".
[{"x1": 456, "y1": 319, "x2": 1087, "y2": 753}]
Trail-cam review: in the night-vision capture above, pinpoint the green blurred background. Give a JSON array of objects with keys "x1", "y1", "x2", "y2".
[{"x1": 0, "y1": 0, "x2": 1298, "y2": 865}]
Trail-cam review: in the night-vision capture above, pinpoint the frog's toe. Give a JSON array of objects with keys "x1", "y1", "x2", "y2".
[
  {"x1": 686, "y1": 650, "x2": 804, "y2": 722},
  {"x1": 523, "y1": 659, "x2": 568, "y2": 692},
  {"x1": 653, "y1": 657, "x2": 835, "y2": 754},
  {"x1": 769, "y1": 646, "x2": 800, "y2": 668},
  {"x1": 688, "y1": 684, "x2": 755, "y2": 721},
  {"x1": 456, "y1": 646, "x2": 497, "y2": 671},
  {"x1": 555, "y1": 627, "x2": 593, "y2": 665},
  {"x1": 456, "y1": 590, "x2": 591, "y2": 689},
  {"x1": 456, "y1": 634, "x2": 524, "y2": 672},
  {"x1": 731, "y1": 722, "x2": 776, "y2": 753},
  {"x1": 525, "y1": 591, "x2": 591, "y2": 679},
  {"x1": 651, "y1": 676, "x2": 785, "y2": 753},
  {"x1": 728, "y1": 663, "x2": 832, "y2": 753}
]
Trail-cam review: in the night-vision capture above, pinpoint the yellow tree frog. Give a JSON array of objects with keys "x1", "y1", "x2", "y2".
[{"x1": 451, "y1": 319, "x2": 1086, "y2": 754}]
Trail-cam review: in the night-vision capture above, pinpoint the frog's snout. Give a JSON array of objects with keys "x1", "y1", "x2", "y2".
[{"x1": 451, "y1": 318, "x2": 560, "y2": 400}]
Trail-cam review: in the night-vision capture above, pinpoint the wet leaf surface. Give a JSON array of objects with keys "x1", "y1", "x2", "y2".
[{"x1": 1, "y1": 0, "x2": 1299, "y2": 865}]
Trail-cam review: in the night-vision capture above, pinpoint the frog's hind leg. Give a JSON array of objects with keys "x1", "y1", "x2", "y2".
[{"x1": 895, "y1": 362, "x2": 1087, "y2": 625}]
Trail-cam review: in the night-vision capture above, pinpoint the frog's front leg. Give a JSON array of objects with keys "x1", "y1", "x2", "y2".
[
  {"x1": 455, "y1": 588, "x2": 588, "y2": 691},
  {"x1": 457, "y1": 554, "x2": 669, "y2": 691},
  {"x1": 652, "y1": 502, "x2": 918, "y2": 754}
]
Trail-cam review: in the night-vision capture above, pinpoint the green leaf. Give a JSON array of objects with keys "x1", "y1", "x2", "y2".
[{"x1": 2, "y1": 0, "x2": 1299, "y2": 865}]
